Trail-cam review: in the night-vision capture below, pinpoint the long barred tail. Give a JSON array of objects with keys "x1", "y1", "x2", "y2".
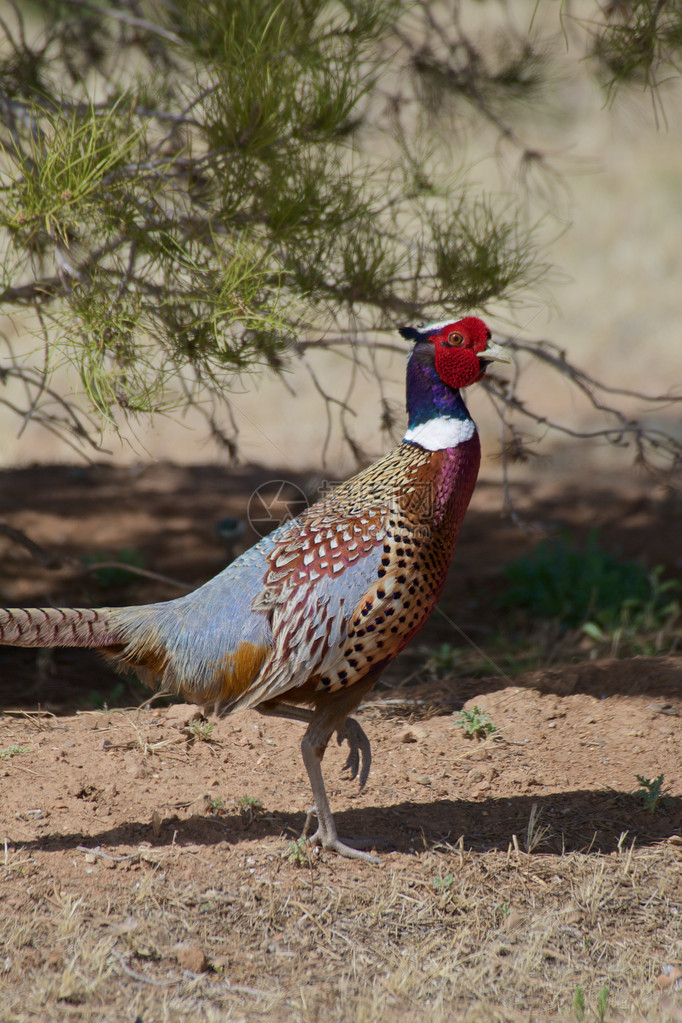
[{"x1": 0, "y1": 606, "x2": 119, "y2": 648}]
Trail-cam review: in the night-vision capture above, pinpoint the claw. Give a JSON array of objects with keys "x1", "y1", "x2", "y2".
[
  {"x1": 308, "y1": 831, "x2": 382, "y2": 864},
  {"x1": 341, "y1": 743, "x2": 360, "y2": 781},
  {"x1": 336, "y1": 716, "x2": 372, "y2": 790}
]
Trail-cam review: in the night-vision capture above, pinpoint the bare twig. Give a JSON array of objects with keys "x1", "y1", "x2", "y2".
[{"x1": 58, "y1": 0, "x2": 183, "y2": 45}]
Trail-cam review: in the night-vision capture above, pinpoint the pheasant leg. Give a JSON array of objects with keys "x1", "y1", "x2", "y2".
[
  {"x1": 301, "y1": 727, "x2": 380, "y2": 864},
  {"x1": 297, "y1": 677, "x2": 382, "y2": 863},
  {"x1": 256, "y1": 699, "x2": 372, "y2": 789}
]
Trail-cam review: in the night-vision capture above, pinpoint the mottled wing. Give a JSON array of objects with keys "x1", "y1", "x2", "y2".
[
  {"x1": 223, "y1": 504, "x2": 389, "y2": 710},
  {"x1": 228, "y1": 447, "x2": 447, "y2": 711}
]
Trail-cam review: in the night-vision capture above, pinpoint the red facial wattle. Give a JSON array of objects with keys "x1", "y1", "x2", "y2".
[
  {"x1": 434, "y1": 347, "x2": 483, "y2": 388},
  {"x1": 432, "y1": 316, "x2": 493, "y2": 389}
]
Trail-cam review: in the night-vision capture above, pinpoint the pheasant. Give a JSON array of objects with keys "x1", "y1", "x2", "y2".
[{"x1": 0, "y1": 317, "x2": 507, "y2": 862}]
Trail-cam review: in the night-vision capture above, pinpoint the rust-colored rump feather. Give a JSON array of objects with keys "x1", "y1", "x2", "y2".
[
  {"x1": 108, "y1": 637, "x2": 269, "y2": 705},
  {"x1": 210, "y1": 641, "x2": 270, "y2": 704}
]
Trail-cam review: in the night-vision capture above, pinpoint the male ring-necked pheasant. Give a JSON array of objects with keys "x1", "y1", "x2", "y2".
[{"x1": 0, "y1": 317, "x2": 507, "y2": 861}]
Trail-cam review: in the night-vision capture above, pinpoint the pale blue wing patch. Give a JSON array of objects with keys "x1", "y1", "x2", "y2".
[{"x1": 111, "y1": 527, "x2": 290, "y2": 699}]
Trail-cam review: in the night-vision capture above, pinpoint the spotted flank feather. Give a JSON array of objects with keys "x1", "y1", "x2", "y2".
[{"x1": 226, "y1": 437, "x2": 481, "y2": 711}]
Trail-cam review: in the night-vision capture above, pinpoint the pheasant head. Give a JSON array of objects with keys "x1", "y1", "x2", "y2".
[
  {"x1": 400, "y1": 316, "x2": 509, "y2": 388},
  {"x1": 401, "y1": 316, "x2": 509, "y2": 450}
]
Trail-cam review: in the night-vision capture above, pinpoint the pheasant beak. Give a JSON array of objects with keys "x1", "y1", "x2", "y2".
[{"x1": 480, "y1": 341, "x2": 510, "y2": 363}]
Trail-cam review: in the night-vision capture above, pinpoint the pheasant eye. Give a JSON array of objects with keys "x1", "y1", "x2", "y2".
[{"x1": 444, "y1": 331, "x2": 463, "y2": 347}]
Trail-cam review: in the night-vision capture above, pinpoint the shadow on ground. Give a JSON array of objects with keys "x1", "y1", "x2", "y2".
[{"x1": 11, "y1": 790, "x2": 680, "y2": 860}]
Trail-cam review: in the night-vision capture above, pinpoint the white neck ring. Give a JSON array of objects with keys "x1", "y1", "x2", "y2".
[{"x1": 403, "y1": 416, "x2": 476, "y2": 451}]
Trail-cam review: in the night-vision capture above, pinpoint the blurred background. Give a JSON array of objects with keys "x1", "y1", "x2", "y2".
[{"x1": 0, "y1": 0, "x2": 680, "y2": 478}]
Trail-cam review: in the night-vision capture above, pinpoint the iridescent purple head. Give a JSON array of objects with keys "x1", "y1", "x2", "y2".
[{"x1": 400, "y1": 316, "x2": 509, "y2": 449}]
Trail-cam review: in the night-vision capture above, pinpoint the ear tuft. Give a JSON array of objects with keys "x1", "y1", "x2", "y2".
[{"x1": 398, "y1": 325, "x2": 420, "y2": 341}]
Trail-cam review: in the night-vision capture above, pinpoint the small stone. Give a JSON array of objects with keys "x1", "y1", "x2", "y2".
[
  {"x1": 647, "y1": 702, "x2": 678, "y2": 717},
  {"x1": 655, "y1": 965, "x2": 682, "y2": 990},
  {"x1": 467, "y1": 766, "x2": 496, "y2": 786},
  {"x1": 174, "y1": 944, "x2": 208, "y2": 973}
]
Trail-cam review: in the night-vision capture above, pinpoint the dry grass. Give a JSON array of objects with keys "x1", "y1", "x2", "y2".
[
  {"x1": 1, "y1": 664, "x2": 682, "y2": 1021},
  {"x1": 1, "y1": 832, "x2": 680, "y2": 1022}
]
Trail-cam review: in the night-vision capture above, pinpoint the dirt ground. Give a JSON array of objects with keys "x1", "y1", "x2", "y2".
[{"x1": 0, "y1": 461, "x2": 681, "y2": 1022}]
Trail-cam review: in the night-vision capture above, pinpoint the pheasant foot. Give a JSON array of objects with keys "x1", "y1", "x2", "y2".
[
  {"x1": 301, "y1": 718, "x2": 381, "y2": 864},
  {"x1": 302, "y1": 808, "x2": 381, "y2": 864}
]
